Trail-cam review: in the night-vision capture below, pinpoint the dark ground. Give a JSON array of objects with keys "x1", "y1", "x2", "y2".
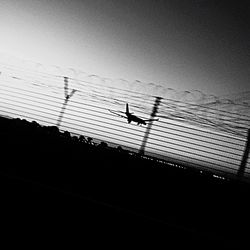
[{"x1": 0, "y1": 116, "x2": 249, "y2": 248}]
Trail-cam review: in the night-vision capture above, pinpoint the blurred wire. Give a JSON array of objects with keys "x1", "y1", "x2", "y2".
[{"x1": 0, "y1": 62, "x2": 249, "y2": 180}]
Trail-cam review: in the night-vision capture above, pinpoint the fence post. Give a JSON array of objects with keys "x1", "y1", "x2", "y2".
[
  {"x1": 237, "y1": 129, "x2": 250, "y2": 179},
  {"x1": 56, "y1": 77, "x2": 76, "y2": 127},
  {"x1": 139, "y1": 96, "x2": 162, "y2": 155}
]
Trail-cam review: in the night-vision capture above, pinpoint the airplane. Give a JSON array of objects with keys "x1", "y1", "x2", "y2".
[{"x1": 109, "y1": 103, "x2": 159, "y2": 125}]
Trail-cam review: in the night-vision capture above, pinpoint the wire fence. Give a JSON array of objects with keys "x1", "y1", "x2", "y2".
[{"x1": 0, "y1": 59, "x2": 250, "y2": 182}]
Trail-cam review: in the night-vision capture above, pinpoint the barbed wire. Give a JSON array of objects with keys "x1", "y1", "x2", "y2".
[{"x1": 1, "y1": 54, "x2": 250, "y2": 105}]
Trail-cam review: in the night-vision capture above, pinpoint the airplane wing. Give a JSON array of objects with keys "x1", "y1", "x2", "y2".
[
  {"x1": 108, "y1": 109, "x2": 128, "y2": 119},
  {"x1": 144, "y1": 118, "x2": 159, "y2": 122}
]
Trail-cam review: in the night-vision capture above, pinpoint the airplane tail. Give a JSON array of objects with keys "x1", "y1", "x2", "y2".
[{"x1": 126, "y1": 103, "x2": 129, "y2": 115}]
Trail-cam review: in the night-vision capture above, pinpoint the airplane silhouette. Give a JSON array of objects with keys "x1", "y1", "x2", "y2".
[{"x1": 109, "y1": 103, "x2": 159, "y2": 125}]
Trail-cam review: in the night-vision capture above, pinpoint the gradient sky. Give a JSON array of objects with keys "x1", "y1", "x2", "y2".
[{"x1": 1, "y1": 0, "x2": 250, "y2": 96}]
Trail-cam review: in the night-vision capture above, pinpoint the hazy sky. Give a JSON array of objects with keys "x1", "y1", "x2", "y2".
[{"x1": 1, "y1": 0, "x2": 250, "y2": 96}]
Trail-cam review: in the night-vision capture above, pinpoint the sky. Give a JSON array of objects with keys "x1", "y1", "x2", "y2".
[{"x1": 1, "y1": 0, "x2": 250, "y2": 96}]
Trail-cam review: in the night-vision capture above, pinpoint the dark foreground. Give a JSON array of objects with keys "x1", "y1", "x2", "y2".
[{"x1": 1, "y1": 116, "x2": 249, "y2": 248}]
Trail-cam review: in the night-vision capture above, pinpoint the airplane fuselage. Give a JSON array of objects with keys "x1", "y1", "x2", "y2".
[
  {"x1": 109, "y1": 103, "x2": 158, "y2": 126},
  {"x1": 127, "y1": 114, "x2": 146, "y2": 125},
  {"x1": 123, "y1": 103, "x2": 158, "y2": 125}
]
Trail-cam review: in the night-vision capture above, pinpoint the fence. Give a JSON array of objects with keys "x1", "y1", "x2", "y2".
[{"x1": 0, "y1": 59, "x2": 249, "y2": 182}]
